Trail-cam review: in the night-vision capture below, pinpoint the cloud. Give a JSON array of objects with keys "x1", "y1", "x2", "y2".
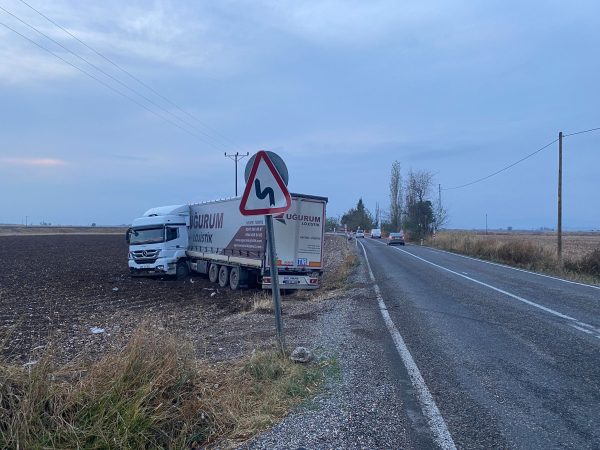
[
  {"x1": 0, "y1": 157, "x2": 67, "y2": 166},
  {"x1": 0, "y1": 0, "x2": 492, "y2": 87},
  {"x1": 0, "y1": 0, "x2": 248, "y2": 85}
]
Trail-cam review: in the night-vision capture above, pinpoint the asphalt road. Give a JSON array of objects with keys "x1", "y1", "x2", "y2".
[{"x1": 358, "y1": 237, "x2": 600, "y2": 449}]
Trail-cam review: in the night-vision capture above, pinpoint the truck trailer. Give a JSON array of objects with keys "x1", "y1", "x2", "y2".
[{"x1": 126, "y1": 193, "x2": 327, "y2": 290}]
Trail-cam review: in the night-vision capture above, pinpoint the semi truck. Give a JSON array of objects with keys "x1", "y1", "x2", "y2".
[{"x1": 126, "y1": 193, "x2": 327, "y2": 290}]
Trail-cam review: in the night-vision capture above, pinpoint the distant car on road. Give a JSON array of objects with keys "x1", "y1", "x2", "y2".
[
  {"x1": 355, "y1": 230, "x2": 365, "y2": 238},
  {"x1": 371, "y1": 228, "x2": 382, "y2": 238},
  {"x1": 387, "y1": 232, "x2": 405, "y2": 246}
]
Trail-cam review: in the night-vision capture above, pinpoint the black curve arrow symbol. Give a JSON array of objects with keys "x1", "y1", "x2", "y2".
[{"x1": 254, "y1": 179, "x2": 275, "y2": 206}]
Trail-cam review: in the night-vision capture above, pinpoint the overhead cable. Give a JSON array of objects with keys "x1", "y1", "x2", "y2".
[
  {"x1": 17, "y1": 0, "x2": 242, "y2": 152},
  {"x1": 0, "y1": 21, "x2": 228, "y2": 146},
  {"x1": 563, "y1": 127, "x2": 600, "y2": 137},
  {"x1": 443, "y1": 138, "x2": 558, "y2": 190},
  {"x1": 0, "y1": 5, "x2": 232, "y2": 151}
]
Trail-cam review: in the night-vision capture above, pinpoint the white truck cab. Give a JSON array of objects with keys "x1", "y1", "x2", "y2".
[{"x1": 126, "y1": 205, "x2": 190, "y2": 278}]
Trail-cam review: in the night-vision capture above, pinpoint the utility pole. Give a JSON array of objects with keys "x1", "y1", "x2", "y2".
[
  {"x1": 486, "y1": 213, "x2": 488, "y2": 235},
  {"x1": 438, "y1": 183, "x2": 442, "y2": 208},
  {"x1": 557, "y1": 131, "x2": 563, "y2": 266},
  {"x1": 224, "y1": 151, "x2": 250, "y2": 196}
]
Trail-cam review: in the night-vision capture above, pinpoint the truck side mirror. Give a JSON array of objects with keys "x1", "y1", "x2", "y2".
[{"x1": 125, "y1": 228, "x2": 131, "y2": 243}]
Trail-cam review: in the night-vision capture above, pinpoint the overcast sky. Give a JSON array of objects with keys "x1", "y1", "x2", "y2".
[{"x1": 1, "y1": 0, "x2": 599, "y2": 229}]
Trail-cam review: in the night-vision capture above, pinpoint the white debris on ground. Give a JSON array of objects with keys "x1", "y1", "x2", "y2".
[{"x1": 90, "y1": 327, "x2": 105, "y2": 334}]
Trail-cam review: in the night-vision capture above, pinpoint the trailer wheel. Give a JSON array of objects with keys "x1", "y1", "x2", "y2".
[
  {"x1": 208, "y1": 263, "x2": 219, "y2": 283},
  {"x1": 229, "y1": 267, "x2": 241, "y2": 290},
  {"x1": 175, "y1": 261, "x2": 189, "y2": 280},
  {"x1": 218, "y1": 265, "x2": 230, "y2": 288}
]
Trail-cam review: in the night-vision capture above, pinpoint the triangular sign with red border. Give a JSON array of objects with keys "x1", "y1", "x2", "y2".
[{"x1": 239, "y1": 151, "x2": 292, "y2": 216}]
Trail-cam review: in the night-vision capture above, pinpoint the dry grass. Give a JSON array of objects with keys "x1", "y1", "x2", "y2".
[
  {"x1": 430, "y1": 231, "x2": 600, "y2": 282},
  {"x1": 320, "y1": 238, "x2": 359, "y2": 292},
  {"x1": 450, "y1": 231, "x2": 600, "y2": 260},
  {"x1": 0, "y1": 328, "x2": 332, "y2": 449},
  {"x1": 248, "y1": 292, "x2": 274, "y2": 312}
]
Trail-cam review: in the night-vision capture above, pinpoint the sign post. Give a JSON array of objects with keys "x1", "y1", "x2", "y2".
[
  {"x1": 239, "y1": 150, "x2": 291, "y2": 353},
  {"x1": 265, "y1": 214, "x2": 285, "y2": 350}
]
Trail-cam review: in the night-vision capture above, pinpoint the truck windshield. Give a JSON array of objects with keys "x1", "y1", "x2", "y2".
[{"x1": 129, "y1": 226, "x2": 164, "y2": 245}]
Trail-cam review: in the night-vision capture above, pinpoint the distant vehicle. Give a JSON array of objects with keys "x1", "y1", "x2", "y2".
[
  {"x1": 371, "y1": 228, "x2": 382, "y2": 238},
  {"x1": 387, "y1": 232, "x2": 405, "y2": 246},
  {"x1": 355, "y1": 229, "x2": 365, "y2": 238},
  {"x1": 126, "y1": 194, "x2": 327, "y2": 290}
]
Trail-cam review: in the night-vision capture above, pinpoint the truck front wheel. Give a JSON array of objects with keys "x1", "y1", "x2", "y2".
[
  {"x1": 218, "y1": 265, "x2": 230, "y2": 288},
  {"x1": 208, "y1": 263, "x2": 219, "y2": 283},
  {"x1": 176, "y1": 261, "x2": 189, "y2": 280}
]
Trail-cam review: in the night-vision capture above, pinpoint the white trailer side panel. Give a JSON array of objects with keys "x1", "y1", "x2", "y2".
[
  {"x1": 269, "y1": 197, "x2": 326, "y2": 271},
  {"x1": 187, "y1": 195, "x2": 326, "y2": 274},
  {"x1": 188, "y1": 200, "x2": 266, "y2": 265}
]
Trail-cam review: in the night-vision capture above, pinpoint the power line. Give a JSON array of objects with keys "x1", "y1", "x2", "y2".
[
  {"x1": 17, "y1": 0, "x2": 242, "y2": 152},
  {"x1": 563, "y1": 126, "x2": 600, "y2": 137},
  {"x1": 443, "y1": 138, "x2": 558, "y2": 190},
  {"x1": 0, "y1": 21, "x2": 225, "y2": 145},
  {"x1": 0, "y1": 5, "x2": 232, "y2": 151}
]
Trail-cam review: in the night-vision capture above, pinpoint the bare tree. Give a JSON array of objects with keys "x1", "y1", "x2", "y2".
[
  {"x1": 406, "y1": 169, "x2": 433, "y2": 204},
  {"x1": 389, "y1": 161, "x2": 403, "y2": 231},
  {"x1": 405, "y1": 169, "x2": 435, "y2": 239},
  {"x1": 433, "y1": 199, "x2": 449, "y2": 230}
]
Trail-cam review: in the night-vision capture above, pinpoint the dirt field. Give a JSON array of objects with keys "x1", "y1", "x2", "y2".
[
  {"x1": 459, "y1": 231, "x2": 600, "y2": 259},
  {"x1": 0, "y1": 225, "x2": 126, "y2": 236},
  {"x1": 0, "y1": 234, "x2": 352, "y2": 364}
]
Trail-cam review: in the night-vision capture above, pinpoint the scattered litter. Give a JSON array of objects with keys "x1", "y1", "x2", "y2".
[
  {"x1": 203, "y1": 288, "x2": 214, "y2": 291},
  {"x1": 210, "y1": 292, "x2": 217, "y2": 297},
  {"x1": 23, "y1": 360, "x2": 38, "y2": 367},
  {"x1": 112, "y1": 287, "x2": 119, "y2": 292},
  {"x1": 90, "y1": 327, "x2": 105, "y2": 334},
  {"x1": 190, "y1": 279, "x2": 196, "y2": 284}
]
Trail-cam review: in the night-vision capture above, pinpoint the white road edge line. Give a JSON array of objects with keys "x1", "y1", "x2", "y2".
[
  {"x1": 358, "y1": 241, "x2": 457, "y2": 450},
  {"x1": 392, "y1": 246, "x2": 600, "y2": 339}
]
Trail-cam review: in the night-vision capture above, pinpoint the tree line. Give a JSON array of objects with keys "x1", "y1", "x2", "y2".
[{"x1": 327, "y1": 161, "x2": 448, "y2": 240}]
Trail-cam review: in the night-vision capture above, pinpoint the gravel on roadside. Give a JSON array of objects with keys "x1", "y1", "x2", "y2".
[{"x1": 240, "y1": 241, "x2": 417, "y2": 450}]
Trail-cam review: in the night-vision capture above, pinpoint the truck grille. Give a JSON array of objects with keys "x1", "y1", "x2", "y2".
[{"x1": 132, "y1": 249, "x2": 160, "y2": 263}]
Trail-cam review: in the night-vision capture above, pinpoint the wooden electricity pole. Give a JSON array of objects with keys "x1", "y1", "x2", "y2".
[
  {"x1": 557, "y1": 131, "x2": 563, "y2": 266},
  {"x1": 224, "y1": 151, "x2": 250, "y2": 196}
]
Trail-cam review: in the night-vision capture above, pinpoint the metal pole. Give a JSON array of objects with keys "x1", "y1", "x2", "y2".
[
  {"x1": 234, "y1": 152, "x2": 239, "y2": 196},
  {"x1": 225, "y1": 151, "x2": 250, "y2": 197},
  {"x1": 557, "y1": 131, "x2": 563, "y2": 266},
  {"x1": 486, "y1": 213, "x2": 488, "y2": 235},
  {"x1": 265, "y1": 214, "x2": 285, "y2": 353}
]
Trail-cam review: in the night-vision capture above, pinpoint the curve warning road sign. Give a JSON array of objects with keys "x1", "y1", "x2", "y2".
[{"x1": 239, "y1": 150, "x2": 291, "y2": 216}]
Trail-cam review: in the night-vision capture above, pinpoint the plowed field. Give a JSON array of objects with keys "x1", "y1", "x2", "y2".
[
  {"x1": 0, "y1": 234, "x2": 254, "y2": 362},
  {"x1": 0, "y1": 234, "x2": 349, "y2": 364}
]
